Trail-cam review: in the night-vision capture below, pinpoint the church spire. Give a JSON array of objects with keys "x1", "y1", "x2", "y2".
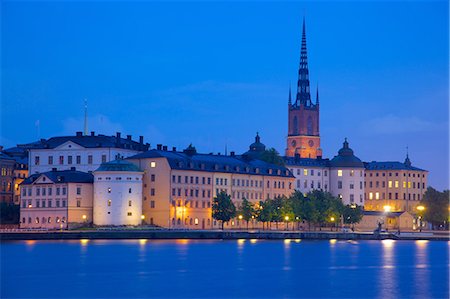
[
  {"x1": 316, "y1": 84, "x2": 319, "y2": 105},
  {"x1": 288, "y1": 84, "x2": 292, "y2": 105},
  {"x1": 296, "y1": 17, "x2": 311, "y2": 107}
]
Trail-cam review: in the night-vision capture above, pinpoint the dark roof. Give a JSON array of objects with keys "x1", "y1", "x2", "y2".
[
  {"x1": 329, "y1": 139, "x2": 364, "y2": 168},
  {"x1": 28, "y1": 132, "x2": 149, "y2": 151},
  {"x1": 284, "y1": 156, "x2": 330, "y2": 167},
  {"x1": 0, "y1": 152, "x2": 16, "y2": 161},
  {"x1": 95, "y1": 159, "x2": 143, "y2": 172},
  {"x1": 21, "y1": 170, "x2": 93, "y2": 185},
  {"x1": 128, "y1": 148, "x2": 293, "y2": 178},
  {"x1": 364, "y1": 161, "x2": 426, "y2": 172},
  {"x1": 243, "y1": 133, "x2": 267, "y2": 159},
  {"x1": 363, "y1": 211, "x2": 407, "y2": 217}
]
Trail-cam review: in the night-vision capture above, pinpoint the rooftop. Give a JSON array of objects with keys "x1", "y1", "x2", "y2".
[
  {"x1": 21, "y1": 170, "x2": 94, "y2": 185},
  {"x1": 95, "y1": 159, "x2": 143, "y2": 172}
]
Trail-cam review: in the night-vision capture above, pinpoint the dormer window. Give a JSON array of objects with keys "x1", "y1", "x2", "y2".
[
  {"x1": 255, "y1": 168, "x2": 260, "y2": 174},
  {"x1": 269, "y1": 169, "x2": 273, "y2": 175},
  {"x1": 189, "y1": 162, "x2": 194, "y2": 168},
  {"x1": 235, "y1": 166, "x2": 240, "y2": 172},
  {"x1": 214, "y1": 164, "x2": 219, "y2": 170},
  {"x1": 225, "y1": 165, "x2": 230, "y2": 171},
  {"x1": 245, "y1": 167, "x2": 249, "y2": 173}
]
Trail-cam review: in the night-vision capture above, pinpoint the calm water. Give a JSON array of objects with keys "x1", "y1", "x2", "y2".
[{"x1": 1, "y1": 239, "x2": 449, "y2": 299}]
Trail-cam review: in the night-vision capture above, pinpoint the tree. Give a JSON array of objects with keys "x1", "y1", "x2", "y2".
[
  {"x1": 290, "y1": 190, "x2": 305, "y2": 230},
  {"x1": 237, "y1": 197, "x2": 254, "y2": 229},
  {"x1": 256, "y1": 200, "x2": 272, "y2": 230},
  {"x1": 420, "y1": 187, "x2": 449, "y2": 230},
  {"x1": 0, "y1": 203, "x2": 20, "y2": 224},
  {"x1": 212, "y1": 191, "x2": 236, "y2": 230},
  {"x1": 259, "y1": 148, "x2": 285, "y2": 167},
  {"x1": 342, "y1": 204, "x2": 364, "y2": 229}
]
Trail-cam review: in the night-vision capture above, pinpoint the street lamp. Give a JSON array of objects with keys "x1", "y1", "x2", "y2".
[
  {"x1": 383, "y1": 205, "x2": 391, "y2": 213},
  {"x1": 330, "y1": 216, "x2": 335, "y2": 231},
  {"x1": 238, "y1": 215, "x2": 243, "y2": 230},
  {"x1": 416, "y1": 205, "x2": 425, "y2": 232},
  {"x1": 285, "y1": 216, "x2": 289, "y2": 231}
]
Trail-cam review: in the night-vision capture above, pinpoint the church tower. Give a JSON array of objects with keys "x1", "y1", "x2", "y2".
[{"x1": 285, "y1": 19, "x2": 322, "y2": 159}]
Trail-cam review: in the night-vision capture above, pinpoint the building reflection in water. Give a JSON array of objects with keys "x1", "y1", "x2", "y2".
[
  {"x1": 379, "y1": 239, "x2": 398, "y2": 299},
  {"x1": 414, "y1": 240, "x2": 430, "y2": 296}
]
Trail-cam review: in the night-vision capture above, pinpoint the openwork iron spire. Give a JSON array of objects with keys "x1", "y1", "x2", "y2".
[{"x1": 296, "y1": 18, "x2": 312, "y2": 107}]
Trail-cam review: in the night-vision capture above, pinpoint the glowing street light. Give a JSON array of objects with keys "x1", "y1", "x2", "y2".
[
  {"x1": 82, "y1": 214, "x2": 87, "y2": 220},
  {"x1": 330, "y1": 217, "x2": 335, "y2": 222},
  {"x1": 238, "y1": 215, "x2": 243, "y2": 220},
  {"x1": 141, "y1": 215, "x2": 145, "y2": 220},
  {"x1": 416, "y1": 205, "x2": 425, "y2": 212},
  {"x1": 285, "y1": 216, "x2": 289, "y2": 221},
  {"x1": 383, "y1": 205, "x2": 391, "y2": 213}
]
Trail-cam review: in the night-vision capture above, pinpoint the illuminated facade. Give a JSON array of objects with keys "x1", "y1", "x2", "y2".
[
  {"x1": 19, "y1": 169, "x2": 93, "y2": 229},
  {"x1": 363, "y1": 154, "x2": 428, "y2": 213},
  {"x1": 128, "y1": 136, "x2": 295, "y2": 229},
  {"x1": 28, "y1": 131, "x2": 149, "y2": 174},
  {"x1": 285, "y1": 19, "x2": 322, "y2": 159},
  {"x1": 93, "y1": 159, "x2": 144, "y2": 226}
]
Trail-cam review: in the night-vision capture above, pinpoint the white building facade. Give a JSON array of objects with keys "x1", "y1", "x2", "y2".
[
  {"x1": 29, "y1": 132, "x2": 149, "y2": 174},
  {"x1": 93, "y1": 160, "x2": 144, "y2": 226}
]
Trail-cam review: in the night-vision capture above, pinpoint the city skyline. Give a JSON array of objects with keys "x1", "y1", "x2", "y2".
[{"x1": 1, "y1": 1, "x2": 448, "y2": 190}]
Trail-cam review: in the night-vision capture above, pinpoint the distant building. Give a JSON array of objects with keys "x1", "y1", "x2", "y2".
[
  {"x1": 128, "y1": 135, "x2": 295, "y2": 229},
  {"x1": 0, "y1": 152, "x2": 16, "y2": 204},
  {"x1": 2, "y1": 146, "x2": 29, "y2": 204},
  {"x1": 93, "y1": 159, "x2": 144, "y2": 226},
  {"x1": 19, "y1": 169, "x2": 93, "y2": 229},
  {"x1": 28, "y1": 131, "x2": 149, "y2": 174},
  {"x1": 285, "y1": 19, "x2": 322, "y2": 159},
  {"x1": 363, "y1": 154, "x2": 428, "y2": 213},
  {"x1": 286, "y1": 139, "x2": 365, "y2": 206}
]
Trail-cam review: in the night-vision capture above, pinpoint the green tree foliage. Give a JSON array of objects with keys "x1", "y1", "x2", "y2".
[
  {"x1": 0, "y1": 203, "x2": 20, "y2": 224},
  {"x1": 342, "y1": 204, "x2": 364, "y2": 226},
  {"x1": 256, "y1": 200, "x2": 273, "y2": 230},
  {"x1": 237, "y1": 197, "x2": 254, "y2": 229},
  {"x1": 212, "y1": 191, "x2": 236, "y2": 230},
  {"x1": 259, "y1": 148, "x2": 285, "y2": 167},
  {"x1": 420, "y1": 187, "x2": 449, "y2": 229}
]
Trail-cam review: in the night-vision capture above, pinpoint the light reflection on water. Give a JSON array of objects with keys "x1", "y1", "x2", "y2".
[{"x1": 4, "y1": 239, "x2": 449, "y2": 299}]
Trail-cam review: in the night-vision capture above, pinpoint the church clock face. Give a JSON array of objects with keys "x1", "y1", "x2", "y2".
[
  {"x1": 308, "y1": 140, "x2": 314, "y2": 147},
  {"x1": 291, "y1": 140, "x2": 297, "y2": 147}
]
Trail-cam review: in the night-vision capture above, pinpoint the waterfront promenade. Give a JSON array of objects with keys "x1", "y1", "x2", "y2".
[{"x1": 0, "y1": 229, "x2": 448, "y2": 241}]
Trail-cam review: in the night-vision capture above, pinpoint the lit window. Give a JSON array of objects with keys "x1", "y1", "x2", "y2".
[
  {"x1": 108, "y1": 200, "x2": 111, "y2": 207},
  {"x1": 350, "y1": 170, "x2": 354, "y2": 177},
  {"x1": 303, "y1": 169, "x2": 308, "y2": 176},
  {"x1": 108, "y1": 187, "x2": 111, "y2": 193},
  {"x1": 338, "y1": 170, "x2": 343, "y2": 177},
  {"x1": 395, "y1": 181, "x2": 399, "y2": 188},
  {"x1": 375, "y1": 192, "x2": 380, "y2": 200},
  {"x1": 150, "y1": 162, "x2": 156, "y2": 168},
  {"x1": 408, "y1": 182, "x2": 411, "y2": 188},
  {"x1": 128, "y1": 200, "x2": 132, "y2": 207},
  {"x1": 369, "y1": 192, "x2": 373, "y2": 200},
  {"x1": 388, "y1": 181, "x2": 393, "y2": 188},
  {"x1": 194, "y1": 218, "x2": 199, "y2": 225}
]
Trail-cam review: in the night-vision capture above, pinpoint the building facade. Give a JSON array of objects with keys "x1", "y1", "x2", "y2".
[
  {"x1": 128, "y1": 136, "x2": 295, "y2": 229},
  {"x1": 286, "y1": 19, "x2": 322, "y2": 159},
  {"x1": 20, "y1": 170, "x2": 93, "y2": 229},
  {"x1": 363, "y1": 155, "x2": 428, "y2": 213},
  {"x1": 28, "y1": 132, "x2": 149, "y2": 174},
  {"x1": 0, "y1": 152, "x2": 16, "y2": 204},
  {"x1": 93, "y1": 160, "x2": 144, "y2": 226}
]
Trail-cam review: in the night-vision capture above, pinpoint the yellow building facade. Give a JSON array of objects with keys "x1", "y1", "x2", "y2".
[
  {"x1": 363, "y1": 156, "x2": 428, "y2": 214},
  {"x1": 129, "y1": 141, "x2": 294, "y2": 229}
]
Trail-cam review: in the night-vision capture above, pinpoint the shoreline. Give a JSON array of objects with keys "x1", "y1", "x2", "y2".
[{"x1": 0, "y1": 230, "x2": 448, "y2": 241}]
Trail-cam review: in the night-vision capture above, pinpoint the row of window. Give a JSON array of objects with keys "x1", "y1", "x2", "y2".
[
  {"x1": 337, "y1": 181, "x2": 363, "y2": 190},
  {"x1": 171, "y1": 200, "x2": 211, "y2": 209},
  {"x1": 367, "y1": 192, "x2": 422, "y2": 201},
  {"x1": 21, "y1": 216, "x2": 66, "y2": 224},
  {"x1": 296, "y1": 180, "x2": 327, "y2": 190},
  {"x1": 98, "y1": 177, "x2": 140, "y2": 181},
  {"x1": 171, "y1": 188, "x2": 212, "y2": 198},
  {"x1": 1, "y1": 181, "x2": 12, "y2": 192},
  {"x1": 366, "y1": 172, "x2": 425, "y2": 178},
  {"x1": 34, "y1": 154, "x2": 105, "y2": 166},
  {"x1": 22, "y1": 199, "x2": 67, "y2": 208},
  {"x1": 172, "y1": 175, "x2": 213, "y2": 185},
  {"x1": 21, "y1": 186, "x2": 69, "y2": 197},
  {"x1": 105, "y1": 199, "x2": 134, "y2": 207},
  {"x1": 366, "y1": 181, "x2": 425, "y2": 189},
  {"x1": 232, "y1": 191, "x2": 263, "y2": 201},
  {"x1": 1, "y1": 168, "x2": 13, "y2": 176},
  {"x1": 290, "y1": 168, "x2": 328, "y2": 177}
]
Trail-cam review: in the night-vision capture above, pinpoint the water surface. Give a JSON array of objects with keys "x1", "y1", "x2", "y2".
[{"x1": 1, "y1": 239, "x2": 448, "y2": 298}]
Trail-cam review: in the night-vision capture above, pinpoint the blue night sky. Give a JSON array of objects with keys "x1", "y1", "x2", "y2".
[{"x1": 1, "y1": 1, "x2": 448, "y2": 190}]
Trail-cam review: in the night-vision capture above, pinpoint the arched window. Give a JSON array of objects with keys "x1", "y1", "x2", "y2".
[
  {"x1": 28, "y1": 217, "x2": 31, "y2": 224},
  {"x1": 35, "y1": 217, "x2": 39, "y2": 224},
  {"x1": 177, "y1": 218, "x2": 181, "y2": 225},
  {"x1": 56, "y1": 217, "x2": 60, "y2": 223},
  {"x1": 171, "y1": 218, "x2": 175, "y2": 225},
  {"x1": 190, "y1": 218, "x2": 193, "y2": 225},
  {"x1": 48, "y1": 217, "x2": 52, "y2": 223},
  {"x1": 293, "y1": 116, "x2": 298, "y2": 135},
  {"x1": 307, "y1": 116, "x2": 313, "y2": 135},
  {"x1": 22, "y1": 217, "x2": 25, "y2": 224},
  {"x1": 42, "y1": 217, "x2": 46, "y2": 224}
]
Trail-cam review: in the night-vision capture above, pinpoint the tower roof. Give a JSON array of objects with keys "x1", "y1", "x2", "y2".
[
  {"x1": 295, "y1": 18, "x2": 312, "y2": 107},
  {"x1": 330, "y1": 138, "x2": 364, "y2": 168}
]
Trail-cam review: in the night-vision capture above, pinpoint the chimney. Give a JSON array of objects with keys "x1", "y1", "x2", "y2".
[
  {"x1": 295, "y1": 153, "x2": 300, "y2": 160},
  {"x1": 127, "y1": 135, "x2": 132, "y2": 140},
  {"x1": 52, "y1": 168, "x2": 57, "y2": 172},
  {"x1": 317, "y1": 155, "x2": 322, "y2": 160},
  {"x1": 163, "y1": 145, "x2": 168, "y2": 151},
  {"x1": 139, "y1": 136, "x2": 144, "y2": 144},
  {"x1": 76, "y1": 132, "x2": 82, "y2": 137},
  {"x1": 116, "y1": 132, "x2": 121, "y2": 139},
  {"x1": 70, "y1": 167, "x2": 76, "y2": 171},
  {"x1": 90, "y1": 131, "x2": 95, "y2": 136},
  {"x1": 172, "y1": 147, "x2": 177, "y2": 152},
  {"x1": 230, "y1": 151, "x2": 235, "y2": 157},
  {"x1": 157, "y1": 144, "x2": 162, "y2": 150}
]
